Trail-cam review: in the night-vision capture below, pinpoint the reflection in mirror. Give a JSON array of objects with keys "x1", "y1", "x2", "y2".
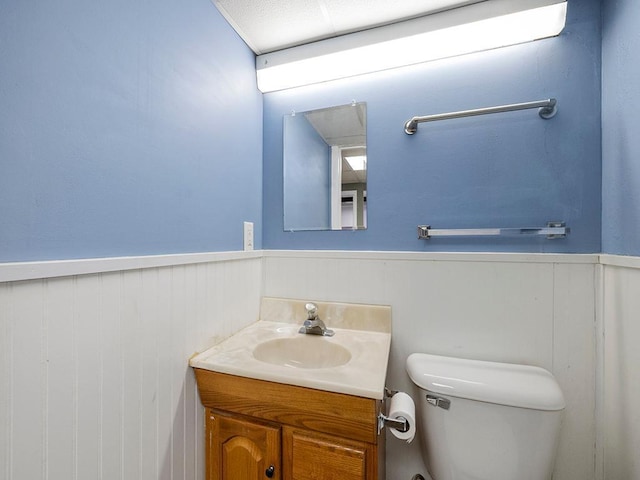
[{"x1": 283, "y1": 102, "x2": 367, "y2": 231}]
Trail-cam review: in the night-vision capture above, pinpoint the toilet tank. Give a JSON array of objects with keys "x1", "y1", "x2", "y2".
[{"x1": 406, "y1": 353, "x2": 565, "y2": 480}]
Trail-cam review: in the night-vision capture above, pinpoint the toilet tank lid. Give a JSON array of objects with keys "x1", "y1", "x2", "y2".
[{"x1": 406, "y1": 353, "x2": 565, "y2": 411}]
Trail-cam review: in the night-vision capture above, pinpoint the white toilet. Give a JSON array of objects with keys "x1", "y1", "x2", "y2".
[{"x1": 406, "y1": 353, "x2": 565, "y2": 480}]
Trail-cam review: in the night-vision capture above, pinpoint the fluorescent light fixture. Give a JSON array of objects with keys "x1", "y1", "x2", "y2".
[
  {"x1": 256, "y1": 0, "x2": 567, "y2": 92},
  {"x1": 345, "y1": 155, "x2": 367, "y2": 171}
]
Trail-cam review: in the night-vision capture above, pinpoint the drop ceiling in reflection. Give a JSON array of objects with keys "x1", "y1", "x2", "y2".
[{"x1": 212, "y1": 0, "x2": 485, "y2": 54}]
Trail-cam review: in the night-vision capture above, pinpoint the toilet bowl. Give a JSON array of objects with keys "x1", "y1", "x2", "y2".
[{"x1": 406, "y1": 353, "x2": 565, "y2": 480}]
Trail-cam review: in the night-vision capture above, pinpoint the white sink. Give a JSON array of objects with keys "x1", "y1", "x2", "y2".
[
  {"x1": 253, "y1": 336, "x2": 352, "y2": 369},
  {"x1": 189, "y1": 298, "x2": 392, "y2": 399}
]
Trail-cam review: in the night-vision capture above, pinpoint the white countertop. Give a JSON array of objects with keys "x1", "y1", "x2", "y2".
[{"x1": 190, "y1": 298, "x2": 392, "y2": 400}]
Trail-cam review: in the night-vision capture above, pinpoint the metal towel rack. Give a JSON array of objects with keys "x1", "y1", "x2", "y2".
[
  {"x1": 404, "y1": 98, "x2": 557, "y2": 135},
  {"x1": 418, "y1": 222, "x2": 569, "y2": 240}
]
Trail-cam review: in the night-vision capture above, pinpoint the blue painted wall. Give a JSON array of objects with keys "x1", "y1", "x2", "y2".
[
  {"x1": 283, "y1": 114, "x2": 331, "y2": 230},
  {"x1": 0, "y1": 0, "x2": 262, "y2": 262},
  {"x1": 602, "y1": 0, "x2": 640, "y2": 256},
  {"x1": 263, "y1": 0, "x2": 602, "y2": 253}
]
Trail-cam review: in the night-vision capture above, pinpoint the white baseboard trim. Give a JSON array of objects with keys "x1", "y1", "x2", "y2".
[
  {"x1": 5, "y1": 250, "x2": 638, "y2": 283},
  {"x1": 599, "y1": 254, "x2": 640, "y2": 269},
  {"x1": 0, "y1": 250, "x2": 263, "y2": 282},
  {"x1": 262, "y1": 249, "x2": 599, "y2": 264}
]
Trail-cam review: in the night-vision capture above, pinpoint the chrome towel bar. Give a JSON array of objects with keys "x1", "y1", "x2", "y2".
[
  {"x1": 418, "y1": 222, "x2": 569, "y2": 240},
  {"x1": 405, "y1": 98, "x2": 557, "y2": 135}
]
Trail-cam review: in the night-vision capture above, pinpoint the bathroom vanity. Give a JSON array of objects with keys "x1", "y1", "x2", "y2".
[
  {"x1": 190, "y1": 298, "x2": 392, "y2": 480},
  {"x1": 194, "y1": 369, "x2": 382, "y2": 480}
]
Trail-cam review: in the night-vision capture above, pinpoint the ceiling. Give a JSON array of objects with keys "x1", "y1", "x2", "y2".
[
  {"x1": 303, "y1": 103, "x2": 367, "y2": 185},
  {"x1": 212, "y1": 0, "x2": 485, "y2": 54},
  {"x1": 304, "y1": 103, "x2": 365, "y2": 148}
]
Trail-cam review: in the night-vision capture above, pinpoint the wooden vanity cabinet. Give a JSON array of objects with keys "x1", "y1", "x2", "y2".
[
  {"x1": 283, "y1": 426, "x2": 377, "y2": 480},
  {"x1": 195, "y1": 369, "x2": 384, "y2": 480},
  {"x1": 207, "y1": 411, "x2": 281, "y2": 480}
]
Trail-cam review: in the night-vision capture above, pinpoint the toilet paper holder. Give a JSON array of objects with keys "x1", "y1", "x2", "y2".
[
  {"x1": 378, "y1": 413, "x2": 410, "y2": 434},
  {"x1": 378, "y1": 388, "x2": 410, "y2": 435}
]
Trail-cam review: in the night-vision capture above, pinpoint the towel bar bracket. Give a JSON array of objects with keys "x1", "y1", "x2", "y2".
[{"x1": 538, "y1": 101, "x2": 557, "y2": 119}]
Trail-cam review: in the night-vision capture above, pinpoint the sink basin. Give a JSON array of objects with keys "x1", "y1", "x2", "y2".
[
  {"x1": 253, "y1": 336, "x2": 352, "y2": 369},
  {"x1": 190, "y1": 298, "x2": 392, "y2": 399}
]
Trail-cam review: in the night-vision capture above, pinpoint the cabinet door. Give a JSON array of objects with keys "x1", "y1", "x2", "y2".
[
  {"x1": 283, "y1": 426, "x2": 377, "y2": 480},
  {"x1": 207, "y1": 409, "x2": 281, "y2": 480}
]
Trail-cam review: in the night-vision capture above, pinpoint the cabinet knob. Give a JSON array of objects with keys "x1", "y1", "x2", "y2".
[{"x1": 265, "y1": 465, "x2": 275, "y2": 478}]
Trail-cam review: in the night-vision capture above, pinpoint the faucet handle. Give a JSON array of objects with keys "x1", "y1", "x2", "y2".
[{"x1": 305, "y1": 303, "x2": 318, "y2": 319}]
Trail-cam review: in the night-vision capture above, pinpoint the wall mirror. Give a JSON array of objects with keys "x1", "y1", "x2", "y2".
[{"x1": 283, "y1": 102, "x2": 367, "y2": 231}]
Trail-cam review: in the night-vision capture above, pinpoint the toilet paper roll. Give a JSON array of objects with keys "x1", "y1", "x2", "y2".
[{"x1": 388, "y1": 391, "x2": 416, "y2": 443}]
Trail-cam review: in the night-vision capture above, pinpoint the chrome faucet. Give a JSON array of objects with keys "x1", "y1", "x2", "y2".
[{"x1": 298, "y1": 303, "x2": 334, "y2": 336}]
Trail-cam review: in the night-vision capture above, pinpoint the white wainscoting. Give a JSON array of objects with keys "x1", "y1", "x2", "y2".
[
  {"x1": 0, "y1": 250, "x2": 616, "y2": 480},
  {"x1": 263, "y1": 251, "x2": 598, "y2": 480},
  {"x1": 601, "y1": 257, "x2": 640, "y2": 480},
  {"x1": 0, "y1": 255, "x2": 262, "y2": 480}
]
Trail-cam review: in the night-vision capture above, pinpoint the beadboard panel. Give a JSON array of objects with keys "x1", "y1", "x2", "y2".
[
  {"x1": 0, "y1": 251, "x2": 605, "y2": 480},
  {"x1": 552, "y1": 263, "x2": 598, "y2": 480},
  {"x1": 0, "y1": 257, "x2": 262, "y2": 480},
  {"x1": 0, "y1": 283, "x2": 8, "y2": 480},
  {"x1": 602, "y1": 264, "x2": 640, "y2": 480},
  {"x1": 262, "y1": 252, "x2": 597, "y2": 480}
]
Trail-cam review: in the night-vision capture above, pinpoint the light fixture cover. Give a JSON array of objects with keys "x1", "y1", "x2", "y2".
[
  {"x1": 345, "y1": 155, "x2": 367, "y2": 171},
  {"x1": 256, "y1": 0, "x2": 567, "y2": 92}
]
